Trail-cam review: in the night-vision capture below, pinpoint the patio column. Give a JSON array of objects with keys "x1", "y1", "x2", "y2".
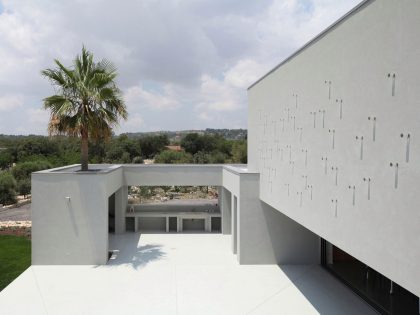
[
  {"x1": 114, "y1": 186, "x2": 128, "y2": 234},
  {"x1": 232, "y1": 194, "x2": 238, "y2": 254},
  {"x1": 221, "y1": 187, "x2": 232, "y2": 234}
]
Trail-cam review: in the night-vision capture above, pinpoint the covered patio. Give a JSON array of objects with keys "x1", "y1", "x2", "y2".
[{"x1": 0, "y1": 233, "x2": 376, "y2": 315}]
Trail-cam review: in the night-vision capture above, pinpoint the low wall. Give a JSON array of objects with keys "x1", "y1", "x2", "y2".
[{"x1": 127, "y1": 202, "x2": 219, "y2": 213}]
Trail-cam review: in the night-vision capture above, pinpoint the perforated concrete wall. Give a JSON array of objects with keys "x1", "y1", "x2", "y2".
[{"x1": 248, "y1": 0, "x2": 420, "y2": 297}]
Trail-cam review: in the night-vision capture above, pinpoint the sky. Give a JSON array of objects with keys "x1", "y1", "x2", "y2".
[{"x1": 0, "y1": 0, "x2": 361, "y2": 135}]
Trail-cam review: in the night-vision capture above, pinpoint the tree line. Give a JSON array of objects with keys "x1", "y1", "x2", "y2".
[{"x1": 0, "y1": 133, "x2": 246, "y2": 205}]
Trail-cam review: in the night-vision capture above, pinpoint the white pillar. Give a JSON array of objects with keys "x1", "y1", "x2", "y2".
[
  {"x1": 232, "y1": 195, "x2": 238, "y2": 254},
  {"x1": 134, "y1": 217, "x2": 138, "y2": 232},
  {"x1": 114, "y1": 186, "x2": 128, "y2": 234},
  {"x1": 205, "y1": 217, "x2": 211, "y2": 232},
  {"x1": 177, "y1": 217, "x2": 183, "y2": 232},
  {"x1": 221, "y1": 188, "x2": 232, "y2": 234},
  {"x1": 236, "y1": 196, "x2": 240, "y2": 261}
]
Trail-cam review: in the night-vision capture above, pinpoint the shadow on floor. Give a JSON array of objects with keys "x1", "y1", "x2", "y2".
[
  {"x1": 279, "y1": 265, "x2": 377, "y2": 315},
  {"x1": 103, "y1": 234, "x2": 166, "y2": 269}
]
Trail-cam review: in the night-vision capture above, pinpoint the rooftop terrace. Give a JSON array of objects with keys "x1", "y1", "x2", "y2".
[{"x1": 0, "y1": 233, "x2": 376, "y2": 315}]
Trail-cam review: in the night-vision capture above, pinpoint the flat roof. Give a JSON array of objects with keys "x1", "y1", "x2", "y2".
[
  {"x1": 248, "y1": 0, "x2": 374, "y2": 90},
  {"x1": 34, "y1": 163, "x2": 249, "y2": 175}
]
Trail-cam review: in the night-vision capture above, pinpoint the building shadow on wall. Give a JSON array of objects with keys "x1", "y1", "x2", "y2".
[
  {"x1": 259, "y1": 202, "x2": 375, "y2": 314},
  {"x1": 103, "y1": 233, "x2": 166, "y2": 269},
  {"x1": 260, "y1": 200, "x2": 319, "y2": 264}
]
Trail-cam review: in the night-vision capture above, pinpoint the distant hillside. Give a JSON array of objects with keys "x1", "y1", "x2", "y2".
[
  {"x1": 123, "y1": 128, "x2": 247, "y2": 142},
  {"x1": 0, "y1": 129, "x2": 247, "y2": 147}
]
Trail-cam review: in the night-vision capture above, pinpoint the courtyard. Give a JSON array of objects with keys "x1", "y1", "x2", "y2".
[{"x1": 0, "y1": 233, "x2": 376, "y2": 314}]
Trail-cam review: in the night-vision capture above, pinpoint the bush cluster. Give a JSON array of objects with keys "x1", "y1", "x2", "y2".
[{"x1": 0, "y1": 132, "x2": 247, "y2": 203}]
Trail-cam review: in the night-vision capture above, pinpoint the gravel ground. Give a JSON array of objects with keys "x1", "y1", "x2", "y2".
[{"x1": 0, "y1": 204, "x2": 31, "y2": 222}]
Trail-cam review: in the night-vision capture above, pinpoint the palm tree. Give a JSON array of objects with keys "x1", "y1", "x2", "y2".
[{"x1": 42, "y1": 47, "x2": 128, "y2": 171}]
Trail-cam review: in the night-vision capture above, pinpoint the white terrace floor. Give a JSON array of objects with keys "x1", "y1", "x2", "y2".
[{"x1": 0, "y1": 233, "x2": 377, "y2": 315}]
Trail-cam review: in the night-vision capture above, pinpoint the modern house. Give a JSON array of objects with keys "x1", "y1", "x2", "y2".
[{"x1": 1, "y1": 0, "x2": 419, "y2": 314}]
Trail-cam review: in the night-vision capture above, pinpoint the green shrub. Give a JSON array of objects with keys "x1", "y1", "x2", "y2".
[
  {"x1": 0, "y1": 151, "x2": 13, "y2": 170},
  {"x1": 17, "y1": 179, "x2": 31, "y2": 197},
  {"x1": 0, "y1": 172, "x2": 17, "y2": 205},
  {"x1": 132, "y1": 156, "x2": 144, "y2": 164},
  {"x1": 12, "y1": 161, "x2": 52, "y2": 181},
  {"x1": 154, "y1": 150, "x2": 193, "y2": 164}
]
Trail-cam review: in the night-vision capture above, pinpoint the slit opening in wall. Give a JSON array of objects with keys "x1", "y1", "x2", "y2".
[
  {"x1": 108, "y1": 193, "x2": 115, "y2": 234},
  {"x1": 211, "y1": 217, "x2": 221, "y2": 233},
  {"x1": 168, "y1": 217, "x2": 177, "y2": 232},
  {"x1": 126, "y1": 217, "x2": 135, "y2": 232},
  {"x1": 138, "y1": 217, "x2": 167, "y2": 232},
  {"x1": 182, "y1": 218, "x2": 205, "y2": 232}
]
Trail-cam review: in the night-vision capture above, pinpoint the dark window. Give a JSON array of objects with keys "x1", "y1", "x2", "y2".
[{"x1": 321, "y1": 239, "x2": 419, "y2": 315}]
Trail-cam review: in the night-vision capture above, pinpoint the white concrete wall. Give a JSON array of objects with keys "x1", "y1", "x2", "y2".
[
  {"x1": 32, "y1": 164, "x2": 319, "y2": 266},
  {"x1": 114, "y1": 186, "x2": 127, "y2": 234},
  {"x1": 32, "y1": 170, "x2": 122, "y2": 265},
  {"x1": 124, "y1": 165, "x2": 223, "y2": 186},
  {"x1": 248, "y1": 0, "x2": 420, "y2": 296},
  {"x1": 222, "y1": 168, "x2": 240, "y2": 196},
  {"x1": 32, "y1": 164, "x2": 225, "y2": 265},
  {"x1": 237, "y1": 173, "x2": 319, "y2": 264},
  {"x1": 221, "y1": 187, "x2": 232, "y2": 234},
  {"x1": 103, "y1": 167, "x2": 124, "y2": 196},
  {"x1": 222, "y1": 168, "x2": 319, "y2": 264}
]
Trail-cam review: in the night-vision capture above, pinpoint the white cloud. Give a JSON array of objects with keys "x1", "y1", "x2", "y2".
[
  {"x1": 28, "y1": 108, "x2": 49, "y2": 124},
  {"x1": 197, "y1": 75, "x2": 241, "y2": 112},
  {"x1": 198, "y1": 111, "x2": 212, "y2": 121},
  {"x1": 225, "y1": 59, "x2": 267, "y2": 89},
  {"x1": 123, "y1": 113, "x2": 144, "y2": 129},
  {"x1": 0, "y1": 0, "x2": 362, "y2": 134},
  {"x1": 125, "y1": 85, "x2": 180, "y2": 111},
  {"x1": 0, "y1": 95, "x2": 23, "y2": 111}
]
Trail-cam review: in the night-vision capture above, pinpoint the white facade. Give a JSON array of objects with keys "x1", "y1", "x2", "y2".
[{"x1": 248, "y1": 0, "x2": 420, "y2": 299}]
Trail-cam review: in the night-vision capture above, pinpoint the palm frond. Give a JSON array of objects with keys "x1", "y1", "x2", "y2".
[
  {"x1": 53, "y1": 59, "x2": 75, "y2": 82},
  {"x1": 42, "y1": 46, "x2": 128, "y2": 143},
  {"x1": 97, "y1": 59, "x2": 117, "y2": 73}
]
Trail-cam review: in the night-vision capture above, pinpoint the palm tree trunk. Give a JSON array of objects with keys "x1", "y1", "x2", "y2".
[{"x1": 81, "y1": 129, "x2": 89, "y2": 171}]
